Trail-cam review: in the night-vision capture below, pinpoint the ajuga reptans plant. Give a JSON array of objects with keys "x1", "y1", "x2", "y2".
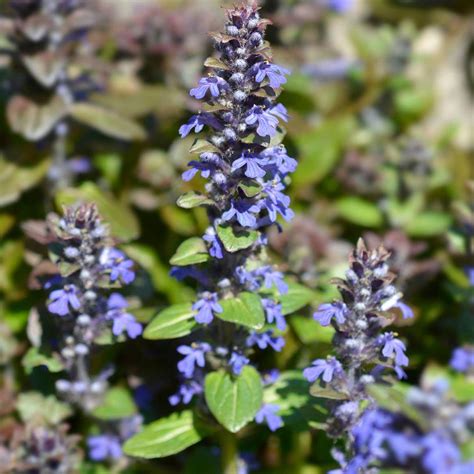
[{"x1": 303, "y1": 239, "x2": 413, "y2": 466}]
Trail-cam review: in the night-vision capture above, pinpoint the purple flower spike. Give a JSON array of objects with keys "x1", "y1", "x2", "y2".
[
  {"x1": 245, "y1": 106, "x2": 279, "y2": 137},
  {"x1": 303, "y1": 357, "x2": 343, "y2": 383},
  {"x1": 255, "y1": 404, "x2": 283, "y2": 431},
  {"x1": 101, "y1": 248, "x2": 135, "y2": 284},
  {"x1": 177, "y1": 343, "x2": 211, "y2": 378},
  {"x1": 87, "y1": 435, "x2": 122, "y2": 461},
  {"x1": 48, "y1": 285, "x2": 81, "y2": 316},
  {"x1": 190, "y1": 76, "x2": 226, "y2": 99},
  {"x1": 378, "y1": 332, "x2": 409, "y2": 367},
  {"x1": 313, "y1": 302, "x2": 348, "y2": 326},
  {"x1": 253, "y1": 62, "x2": 290, "y2": 89},
  {"x1": 192, "y1": 292, "x2": 223, "y2": 324}
]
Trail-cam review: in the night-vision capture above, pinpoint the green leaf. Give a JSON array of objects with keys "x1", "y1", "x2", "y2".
[
  {"x1": 280, "y1": 282, "x2": 315, "y2": 316},
  {"x1": 22, "y1": 347, "x2": 64, "y2": 374},
  {"x1": 169, "y1": 237, "x2": 209, "y2": 266},
  {"x1": 238, "y1": 180, "x2": 262, "y2": 198},
  {"x1": 177, "y1": 192, "x2": 214, "y2": 209},
  {"x1": 293, "y1": 118, "x2": 355, "y2": 186},
  {"x1": 55, "y1": 182, "x2": 140, "y2": 242},
  {"x1": 204, "y1": 57, "x2": 230, "y2": 70},
  {"x1": 309, "y1": 381, "x2": 349, "y2": 400},
  {"x1": 92, "y1": 387, "x2": 137, "y2": 420},
  {"x1": 336, "y1": 197, "x2": 384, "y2": 228},
  {"x1": 144, "y1": 303, "x2": 198, "y2": 340},
  {"x1": 204, "y1": 366, "x2": 263, "y2": 433},
  {"x1": 404, "y1": 212, "x2": 452, "y2": 237},
  {"x1": 189, "y1": 139, "x2": 220, "y2": 155},
  {"x1": 123, "y1": 410, "x2": 211, "y2": 459},
  {"x1": 218, "y1": 292, "x2": 265, "y2": 329},
  {"x1": 216, "y1": 224, "x2": 259, "y2": 253},
  {"x1": 421, "y1": 364, "x2": 474, "y2": 403},
  {"x1": 17, "y1": 392, "x2": 72, "y2": 425},
  {"x1": 291, "y1": 315, "x2": 334, "y2": 344},
  {"x1": 70, "y1": 103, "x2": 146, "y2": 141}
]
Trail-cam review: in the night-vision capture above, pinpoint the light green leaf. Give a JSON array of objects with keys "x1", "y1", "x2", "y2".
[
  {"x1": 17, "y1": 392, "x2": 72, "y2": 425},
  {"x1": 169, "y1": 237, "x2": 209, "y2": 266},
  {"x1": 309, "y1": 381, "x2": 349, "y2": 400},
  {"x1": 291, "y1": 315, "x2": 334, "y2": 344},
  {"x1": 177, "y1": 192, "x2": 214, "y2": 209},
  {"x1": 238, "y1": 180, "x2": 262, "y2": 198},
  {"x1": 189, "y1": 139, "x2": 220, "y2": 155},
  {"x1": 70, "y1": 103, "x2": 146, "y2": 141},
  {"x1": 92, "y1": 387, "x2": 137, "y2": 420},
  {"x1": 205, "y1": 366, "x2": 263, "y2": 433},
  {"x1": 144, "y1": 303, "x2": 198, "y2": 340},
  {"x1": 404, "y1": 212, "x2": 452, "y2": 237},
  {"x1": 218, "y1": 292, "x2": 265, "y2": 329},
  {"x1": 216, "y1": 224, "x2": 259, "y2": 253},
  {"x1": 22, "y1": 347, "x2": 64, "y2": 374},
  {"x1": 123, "y1": 410, "x2": 211, "y2": 459},
  {"x1": 336, "y1": 197, "x2": 384, "y2": 228},
  {"x1": 421, "y1": 364, "x2": 474, "y2": 403},
  {"x1": 280, "y1": 282, "x2": 315, "y2": 316},
  {"x1": 55, "y1": 182, "x2": 140, "y2": 242}
]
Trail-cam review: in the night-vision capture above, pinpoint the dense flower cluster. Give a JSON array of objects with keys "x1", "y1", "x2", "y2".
[
  {"x1": 304, "y1": 239, "x2": 412, "y2": 439},
  {"x1": 42, "y1": 203, "x2": 141, "y2": 459},
  {"x1": 171, "y1": 2, "x2": 296, "y2": 431},
  {"x1": 334, "y1": 379, "x2": 474, "y2": 474}
]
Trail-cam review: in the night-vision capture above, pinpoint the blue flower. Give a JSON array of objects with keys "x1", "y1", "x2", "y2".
[
  {"x1": 327, "y1": 0, "x2": 353, "y2": 13},
  {"x1": 203, "y1": 227, "x2": 224, "y2": 259},
  {"x1": 257, "y1": 266, "x2": 288, "y2": 294},
  {"x1": 450, "y1": 347, "x2": 474, "y2": 373},
  {"x1": 106, "y1": 293, "x2": 142, "y2": 339},
  {"x1": 235, "y1": 266, "x2": 261, "y2": 291},
  {"x1": 179, "y1": 113, "x2": 222, "y2": 138},
  {"x1": 395, "y1": 301, "x2": 414, "y2": 319},
  {"x1": 190, "y1": 76, "x2": 226, "y2": 99},
  {"x1": 222, "y1": 199, "x2": 260, "y2": 228},
  {"x1": 422, "y1": 432, "x2": 461, "y2": 474},
  {"x1": 48, "y1": 285, "x2": 81, "y2": 316},
  {"x1": 182, "y1": 155, "x2": 222, "y2": 182},
  {"x1": 245, "y1": 106, "x2": 279, "y2": 137},
  {"x1": 261, "y1": 145, "x2": 297, "y2": 175},
  {"x1": 262, "y1": 298, "x2": 286, "y2": 330},
  {"x1": 303, "y1": 357, "x2": 343, "y2": 383},
  {"x1": 269, "y1": 103, "x2": 289, "y2": 122},
  {"x1": 253, "y1": 62, "x2": 290, "y2": 89},
  {"x1": 260, "y1": 179, "x2": 294, "y2": 223},
  {"x1": 229, "y1": 352, "x2": 250, "y2": 375},
  {"x1": 378, "y1": 332, "x2": 409, "y2": 368},
  {"x1": 169, "y1": 380, "x2": 203, "y2": 406},
  {"x1": 231, "y1": 152, "x2": 267, "y2": 178},
  {"x1": 313, "y1": 302, "x2": 348, "y2": 326},
  {"x1": 255, "y1": 404, "x2": 283, "y2": 431},
  {"x1": 246, "y1": 330, "x2": 285, "y2": 352},
  {"x1": 262, "y1": 369, "x2": 280, "y2": 385},
  {"x1": 192, "y1": 292, "x2": 223, "y2": 324},
  {"x1": 87, "y1": 435, "x2": 122, "y2": 461},
  {"x1": 101, "y1": 248, "x2": 135, "y2": 284},
  {"x1": 177, "y1": 342, "x2": 211, "y2": 378}
]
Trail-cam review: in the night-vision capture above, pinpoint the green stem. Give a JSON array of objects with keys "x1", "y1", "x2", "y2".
[{"x1": 220, "y1": 430, "x2": 239, "y2": 474}]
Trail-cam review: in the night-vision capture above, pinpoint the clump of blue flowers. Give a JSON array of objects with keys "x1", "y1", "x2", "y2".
[
  {"x1": 170, "y1": 1, "x2": 296, "y2": 432},
  {"x1": 336, "y1": 378, "x2": 474, "y2": 474},
  {"x1": 304, "y1": 239, "x2": 412, "y2": 440}
]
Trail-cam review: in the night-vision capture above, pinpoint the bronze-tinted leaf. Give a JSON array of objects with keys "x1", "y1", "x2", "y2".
[{"x1": 22, "y1": 50, "x2": 66, "y2": 87}]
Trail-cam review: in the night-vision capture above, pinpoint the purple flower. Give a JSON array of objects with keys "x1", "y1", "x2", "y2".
[
  {"x1": 253, "y1": 62, "x2": 290, "y2": 89},
  {"x1": 169, "y1": 380, "x2": 203, "y2": 406},
  {"x1": 222, "y1": 199, "x2": 260, "y2": 228},
  {"x1": 48, "y1": 285, "x2": 81, "y2": 316},
  {"x1": 235, "y1": 266, "x2": 261, "y2": 291},
  {"x1": 229, "y1": 352, "x2": 250, "y2": 375},
  {"x1": 106, "y1": 293, "x2": 142, "y2": 339},
  {"x1": 177, "y1": 342, "x2": 211, "y2": 378},
  {"x1": 466, "y1": 267, "x2": 474, "y2": 286},
  {"x1": 262, "y1": 298, "x2": 286, "y2": 330},
  {"x1": 303, "y1": 357, "x2": 343, "y2": 383},
  {"x1": 313, "y1": 302, "x2": 348, "y2": 326},
  {"x1": 257, "y1": 266, "x2": 288, "y2": 294},
  {"x1": 203, "y1": 227, "x2": 224, "y2": 259},
  {"x1": 395, "y1": 301, "x2": 414, "y2": 319},
  {"x1": 327, "y1": 0, "x2": 353, "y2": 13},
  {"x1": 262, "y1": 369, "x2": 280, "y2": 386},
  {"x1": 259, "y1": 179, "x2": 294, "y2": 223},
  {"x1": 450, "y1": 347, "x2": 474, "y2": 373},
  {"x1": 190, "y1": 76, "x2": 226, "y2": 99},
  {"x1": 245, "y1": 106, "x2": 279, "y2": 137},
  {"x1": 378, "y1": 332, "x2": 409, "y2": 368},
  {"x1": 255, "y1": 404, "x2": 283, "y2": 431},
  {"x1": 261, "y1": 146, "x2": 297, "y2": 175},
  {"x1": 246, "y1": 330, "x2": 285, "y2": 352},
  {"x1": 269, "y1": 104, "x2": 289, "y2": 122},
  {"x1": 101, "y1": 248, "x2": 135, "y2": 284},
  {"x1": 422, "y1": 432, "x2": 461, "y2": 474},
  {"x1": 179, "y1": 113, "x2": 222, "y2": 138},
  {"x1": 302, "y1": 58, "x2": 359, "y2": 81},
  {"x1": 182, "y1": 154, "x2": 222, "y2": 182},
  {"x1": 231, "y1": 152, "x2": 267, "y2": 178},
  {"x1": 192, "y1": 292, "x2": 223, "y2": 324},
  {"x1": 87, "y1": 435, "x2": 122, "y2": 461}
]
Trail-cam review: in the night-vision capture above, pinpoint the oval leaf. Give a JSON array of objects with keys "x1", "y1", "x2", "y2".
[
  {"x1": 204, "y1": 366, "x2": 263, "y2": 433},
  {"x1": 336, "y1": 197, "x2": 384, "y2": 228},
  {"x1": 216, "y1": 224, "x2": 259, "y2": 253},
  {"x1": 70, "y1": 103, "x2": 146, "y2": 141},
  {"x1": 177, "y1": 192, "x2": 214, "y2": 209},
  {"x1": 218, "y1": 292, "x2": 264, "y2": 329},
  {"x1": 144, "y1": 303, "x2": 198, "y2": 340},
  {"x1": 92, "y1": 387, "x2": 137, "y2": 420},
  {"x1": 123, "y1": 410, "x2": 210, "y2": 459},
  {"x1": 169, "y1": 237, "x2": 209, "y2": 266},
  {"x1": 280, "y1": 282, "x2": 315, "y2": 316}
]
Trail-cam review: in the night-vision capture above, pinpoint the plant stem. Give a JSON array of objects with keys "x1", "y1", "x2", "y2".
[{"x1": 220, "y1": 430, "x2": 239, "y2": 474}]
